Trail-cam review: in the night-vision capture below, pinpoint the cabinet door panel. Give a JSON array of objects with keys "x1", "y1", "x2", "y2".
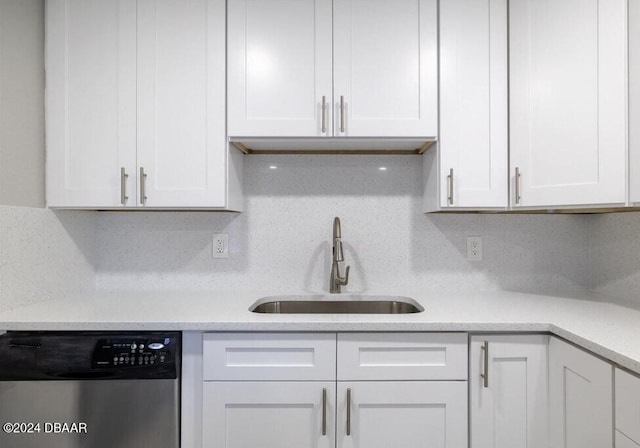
[
  {"x1": 137, "y1": 0, "x2": 226, "y2": 207},
  {"x1": 630, "y1": 0, "x2": 640, "y2": 203},
  {"x1": 470, "y1": 335, "x2": 549, "y2": 448},
  {"x1": 333, "y1": 0, "x2": 437, "y2": 137},
  {"x1": 337, "y1": 382, "x2": 467, "y2": 448},
  {"x1": 617, "y1": 431, "x2": 640, "y2": 448},
  {"x1": 510, "y1": 0, "x2": 626, "y2": 207},
  {"x1": 46, "y1": 0, "x2": 136, "y2": 207},
  {"x1": 439, "y1": 0, "x2": 508, "y2": 208},
  {"x1": 549, "y1": 337, "x2": 613, "y2": 448},
  {"x1": 616, "y1": 369, "x2": 640, "y2": 443},
  {"x1": 203, "y1": 382, "x2": 335, "y2": 448},
  {"x1": 227, "y1": 0, "x2": 333, "y2": 137}
]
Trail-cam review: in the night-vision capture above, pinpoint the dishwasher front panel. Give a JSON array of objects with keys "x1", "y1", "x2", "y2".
[{"x1": 0, "y1": 378, "x2": 179, "y2": 448}]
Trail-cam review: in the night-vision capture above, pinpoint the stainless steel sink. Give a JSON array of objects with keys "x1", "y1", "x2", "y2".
[{"x1": 250, "y1": 295, "x2": 423, "y2": 314}]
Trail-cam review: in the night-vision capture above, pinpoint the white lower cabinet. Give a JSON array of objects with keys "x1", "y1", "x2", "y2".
[
  {"x1": 200, "y1": 332, "x2": 468, "y2": 448},
  {"x1": 337, "y1": 381, "x2": 467, "y2": 448},
  {"x1": 190, "y1": 332, "x2": 631, "y2": 448},
  {"x1": 549, "y1": 337, "x2": 613, "y2": 448},
  {"x1": 615, "y1": 368, "x2": 640, "y2": 447},
  {"x1": 618, "y1": 432, "x2": 640, "y2": 448},
  {"x1": 470, "y1": 335, "x2": 549, "y2": 448},
  {"x1": 203, "y1": 381, "x2": 335, "y2": 448}
]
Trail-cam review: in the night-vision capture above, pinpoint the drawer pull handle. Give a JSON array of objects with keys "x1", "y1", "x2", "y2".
[
  {"x1": 120, "y1": 167, "x2": 129, "y2": 205},
  {"x1": 346, "y1": 388, "x2": 352, "y2": 436},
  {"x1": 481, "y1": 341, "x2": 489, "y2": 388},
  {"x1": 340, "y1": 95, "x2": 345, "y2": 133},
  {"x1": 515, "y1": 167, "x2": 522, "y2": 205},
  {"x1": 140, "y1": 167, "x2": 147, "y2": 205},
  {"x1": 321, "y1": 96, "x2": 327, "y2": 134},
  {"x1": 447, "y1": 168, "x2": 454, "y2": 205},
  {"x1": 322, "y1": 388, "x2": 327, "y2": 436}
]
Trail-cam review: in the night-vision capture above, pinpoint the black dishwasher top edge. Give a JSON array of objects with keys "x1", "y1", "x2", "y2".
[{"x1": 0, "y1": 331, "x2": 181, "y2": 381}]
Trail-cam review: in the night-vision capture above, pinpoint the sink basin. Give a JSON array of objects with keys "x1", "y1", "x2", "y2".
[{"x1": 250, "y1": 295, "x2": 423, "y2": 314}]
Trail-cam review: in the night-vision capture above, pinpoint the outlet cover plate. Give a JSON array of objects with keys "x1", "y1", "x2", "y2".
[
  {"x1": 466, "y1": 236, "x2": 482, "y2": 261},
  {"x1": 212, "y1": 233, "x2": 229, "y2": 259}
]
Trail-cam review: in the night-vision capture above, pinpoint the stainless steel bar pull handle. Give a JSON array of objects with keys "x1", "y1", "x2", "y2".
[
  {"x1": 120, "y1": 167, "x2": 129, "y2": 205},
  {"x1": 140, "y1": 167, "x2": 147, "y2": 205},
  {"x1": 481, "y1": 341, "x2": 489, "y2": 388},
  {"x1": 321, "y1": 96, "x2": 327, "y2": 133},
  {"x1": 322, "y1": 388, "x2": 327, "y2": 436},
  {"x1": 447, "y1": 168, "x2": 454, "y2": 205},
  {"x1": 515, "y1": 167, "x2": 521, "y2": 205},
  {"x1": 339, "y1": 95, "x2": 345, "y2": 133},
  {"x1": 346, "y1": 388, "x2": 351, "y2": 436}
]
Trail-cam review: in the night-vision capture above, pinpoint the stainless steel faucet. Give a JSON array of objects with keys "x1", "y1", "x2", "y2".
[{"x1": 330, "y1": 217, "x2": 350, "y2": 293}]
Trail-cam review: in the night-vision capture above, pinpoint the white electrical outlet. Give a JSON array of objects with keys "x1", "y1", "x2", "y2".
[
  {"x1": 212, "y1": 233, "x2": 229, "y2": 259},
  {"x1": 466, "y1": 236, "x2": 482, "y2": 261}
]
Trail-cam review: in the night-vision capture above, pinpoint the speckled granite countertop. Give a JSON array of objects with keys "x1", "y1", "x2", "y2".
[{"x1": 1, "y1": 290, "x2": 639, "y2": 374}]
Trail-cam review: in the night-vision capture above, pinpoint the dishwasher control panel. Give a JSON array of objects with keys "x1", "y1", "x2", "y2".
[{"x1": 92, "y1": 336, "x2": 176, "y2": 369}]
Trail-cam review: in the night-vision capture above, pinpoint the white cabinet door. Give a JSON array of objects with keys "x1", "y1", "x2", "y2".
[
  {"x1": 46, "y1": 0, "x2": 136, "y2": 207},
  {"x1": 470, "y1": 335, "x2": 549, "y2": 448},
  {"x1": 137, "y1": 0, "x2": 227, "y2": 207},
  {"x1": 615, "y1": 369, "x2": 640, "y2": 444},
  {"x1": 333, "y1": 0, "x2": 437, "y2": 137},
  {"x1": 617, "y1": 431, "x2": 640, "y2": 448},
  {"x1": 630, "y1": 0, "x2": 640, "y2": 203},
  {"x1": 203, "y1": 381, "x2": 335, "y2": 448},
  {"x1": 509, "y1": 0, "x2": 627, "y2": 207},
  {"x1": 438, "y1": 0, "x2": 508, "y2": 209},
  {"x1": 227, "y1": 0, "x2": 333, "y2": 137},
  {"x1": 549, "y1": 337, "x2": 613, "y2": 448},
  {"x1": 337, "y1": 381, "x2": 467, "y2": 448}
]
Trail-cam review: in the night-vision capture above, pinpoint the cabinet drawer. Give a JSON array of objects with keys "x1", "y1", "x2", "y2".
[
  {"x1": 337, "y1": 333, "x2": 468, "y2": 380},
  {"x1": 616, "y1": 368, "x2": 640, "y2": 443},
  {"x1": 203, "y1": 333, "x2": 336, "y2": 381}
]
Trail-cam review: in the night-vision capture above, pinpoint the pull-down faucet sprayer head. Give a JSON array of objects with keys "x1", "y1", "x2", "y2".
[{"x1": 333, "y1": 217, "x2": 344, "y2": 262}]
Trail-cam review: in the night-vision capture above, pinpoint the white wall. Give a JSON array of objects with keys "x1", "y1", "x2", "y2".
[
  {"x1": 0, "y1": 0, "x2": 45, "y2": 208},
  {"x1": 94, "y1": 155, "x2": 592, "y2": 295}
]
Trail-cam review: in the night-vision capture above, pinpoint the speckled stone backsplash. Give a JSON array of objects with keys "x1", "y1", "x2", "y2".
[
  {"x1": 93, "y1": 155, "x2": 592, "y2": 295},
  {"x1": 591, "y1": 212, "x2": 640, "y2": 307},
  {"x1": 1, "y1": 155, "x2": 602, "y2": 310},
  {"x1": 0, "y1": 205, "x2": 96, "y2": 312}
]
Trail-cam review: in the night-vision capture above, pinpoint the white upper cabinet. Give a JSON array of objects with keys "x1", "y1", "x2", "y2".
[
  {"x1": 46, "y1": 0, "x2": 137, "y2": 208},
  {"x1": 427, "y1": 0, "x2": 508, "y2": 211},
  {"x1": 630, "y1": 0, "x2": 640, "y2": 204},
  {"x1": 137, "y1": 0, "x2": 227, "y2": 208},
  {"x1": 227, "y1": 0, "x2": 437, "y2": 140},
  {"x1": 509, "y1": 0, "x2": 627, "y2": 208},
  {"x1": 332, "y1": 0, "x2": 437, "y2": 137},
  {"x1": 46, "y1": 0, "x2": 241, "y2": 210},
  {"x1": 227, "y1": 0, "x2": 333, "y2": 137}
]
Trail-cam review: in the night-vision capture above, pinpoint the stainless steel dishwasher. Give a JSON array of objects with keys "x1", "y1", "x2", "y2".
[{"x1": 0, "y1": 331, "x2": 180, "y2": 448}]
